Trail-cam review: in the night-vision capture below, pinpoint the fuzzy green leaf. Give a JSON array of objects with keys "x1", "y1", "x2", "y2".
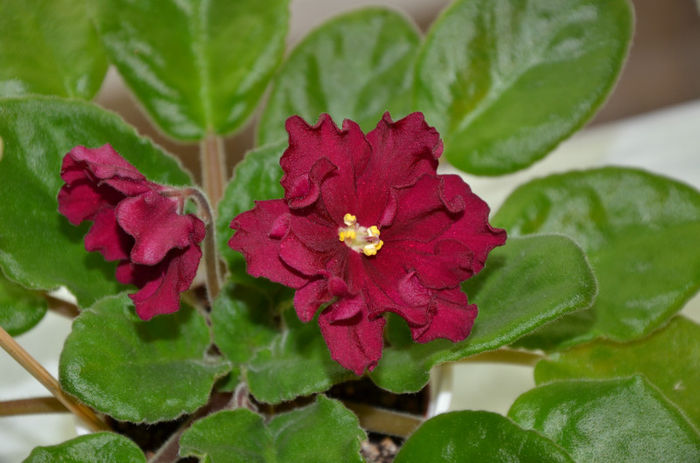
[
  {"x1": 246, "y1": 309, "x2": 355, "y2": 404},
  {"x1": 495, "y1": 167, "x2": 700, "y2": 349},
  {"x1": 415, "y1": 0, "x2": 632, "y2": 175},
  {"x1": 211, "y1": 284, "x2": 280, "y2": 390},
  {"x1": 93, "y1": 0, "x2": 288, "y2": 140},
  {"x1": 59, "y1": 294, "x2": 230, "y2": 422},
  {"x1": 179, "y1": 396, "x2": 365, "y2": 463},
  {"x1": 257, "y1": 8, "x2": 420, "y2": 146},
  {"x1": 370, "y1": 234, "x2": 596, "y2": 392},
  {"x1": 395, "y1": 410, "x2": 574, "y2": 463},
  {"x1": 0, "y1": 0, "x2": 108, "y2": 99},
  {"x1": 535, "y1": 316, "x2": 700, "y2": 429},
  {"x1": 509, "y1": 377, "x2": 700, "y2": 463},
  {"x1": 0, "y1": 272, "x2": 46, "y2": 336},
  {"x1": 23, "y1": 432, "x2": 145, "y2": 463},
  {"x1": 0, "y1": 97, "x2": 192, "y2": 307}
]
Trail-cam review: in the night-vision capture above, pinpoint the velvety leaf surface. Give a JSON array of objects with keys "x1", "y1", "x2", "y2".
[
  {"x1": 0, "y1": 272, "x2": 46, "y2": 336},
  {"x1": 395, "y1": 410, "x2": 574, "y2": 463},
  {"x1": 246, "y1": 309, "x2": 356, "y2": 404},
  {"x1": 59, "y1": 294, "x2": 230, "y2": 422},
  {"x1": 257, "y1": 7, "x2": 420, "y2": 145},
  {"x1": 180, "y1": 409, "x2": 273, "y2": 463},
  {"x1": 495, "y1": 168, "x2": 700, "y2": 349},
  {"x1": 211, "y1": 284, "x2": 280, "y2": 389},
  {"x1": 509, "y1": 377, "x2": 700, "y2": 463},
  {"x1": 93, "y1": 0, "x2": 288, "y2": 140},
  {"x1": 535, "y1": 316, "x2": 700, "y2": 429},
  {"x1": 370, "y1": 234, "x2": 596, "y2": 392},
  {"x1": 216, "y1": 142, "x2": 285, "y2": 288},
  {"x1": 23, "y1": 432, "x2": 145, "y2": 463},
  {"x1": 0, "y1": 0, "x2": 108, "y2": 99},
  {"x1": 0, "y1": 97, "x2": 191, "y2": 307},
  {"x1": 179, "y1": 396, "x2": 365, "y2": 463},
  {"x1": 415, "y1": 0, "x2": 632, "y2": 175}
]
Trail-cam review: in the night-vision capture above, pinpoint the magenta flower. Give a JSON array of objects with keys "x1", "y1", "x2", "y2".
[
  {"x1": 229, "y1": 113, "x2": 506, "y2": 375},
  {"x1": 58, "y1": 144, "x2": 205, "y2": 320}
]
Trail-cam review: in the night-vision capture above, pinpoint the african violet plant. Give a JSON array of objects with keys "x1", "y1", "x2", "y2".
[{"x1": 0, "y1": 0, "x2": 698, "y2": 462}]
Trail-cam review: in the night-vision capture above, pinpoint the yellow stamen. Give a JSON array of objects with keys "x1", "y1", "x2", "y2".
[{"x1": 338, "y1": 212, "x2": 383, "y2": 257}]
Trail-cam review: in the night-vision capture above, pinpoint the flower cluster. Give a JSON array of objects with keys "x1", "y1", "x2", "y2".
[
  {"x1": 57, "y1": 144, "x2": 204, "y2": 320},
  {"x1": 228, "y1": 113, "x2": 506, "y2": 374}
]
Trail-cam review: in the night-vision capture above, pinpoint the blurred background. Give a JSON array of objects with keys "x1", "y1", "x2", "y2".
[{"x1": 95, "y1": 0, "x2": 700, "y2": 182}]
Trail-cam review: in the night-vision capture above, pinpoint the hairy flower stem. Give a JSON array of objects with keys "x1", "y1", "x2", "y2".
[
  {"x1": 200, "y1": 133, "x2": 226, "y2": 206},
  {"x1": 458, "y1": 348, "x2": 542, "y2": 366},
  {"x1": 0, "y1": 326, "x2": 109, "y2": 431},
  {"x1": 184, "y1": 188, "x2": 221, "y2": 304},
  {"x1": 0, "y1": 396, "x2": 65, "y2": 416}
]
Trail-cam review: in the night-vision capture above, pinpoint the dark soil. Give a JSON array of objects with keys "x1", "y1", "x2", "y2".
[{"x1": 327, "y1": 377, "x2": 429, "y2": 416}]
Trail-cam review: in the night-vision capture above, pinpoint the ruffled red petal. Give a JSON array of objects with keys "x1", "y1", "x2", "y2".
[
  {"x1": 128, "y1": 245, "x2": 202, "y2": 320},
  {"x1": 319, "y1": 302, "x2": 385, "y2": 375},
  {"x1": 84, "y1": 207, "x2": 132, "y2": 261},
  {"x1": 116, "y1": 191, "x2": 204, "y2": 266},
  {"x1": 228, "y1": 200, "x2": 309, "y2": 289}
]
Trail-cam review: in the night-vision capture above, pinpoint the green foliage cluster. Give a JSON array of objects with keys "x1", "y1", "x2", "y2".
[{"x1": 1, "y1": 0, "x2": 698, "y2": 461}]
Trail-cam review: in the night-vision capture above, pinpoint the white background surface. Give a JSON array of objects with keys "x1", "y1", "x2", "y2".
[{"x1": 2, "y1": 0, "x2": 699, "y2": 460}]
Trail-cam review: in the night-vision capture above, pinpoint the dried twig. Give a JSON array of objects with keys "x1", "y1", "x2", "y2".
[{"x1": 0, "y1": 326, "x2": 109, "y2": 431}]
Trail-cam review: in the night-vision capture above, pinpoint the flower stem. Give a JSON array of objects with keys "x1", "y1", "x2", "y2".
[
  {"x1": 457, "y1": 348, "x2": 542, "y2": 366},
  {"x1": 0, "y1": 396, "x2": 65, "y2": 416},
  {"x1": 0, "y1": 325, "x2": 109, "y2": 431},
  {"x1": 185, "y1": 188, "x2": 221, "y2": 303},
  {"x1": 199, "y1": 133, "x2": 226, "y2": 207}
]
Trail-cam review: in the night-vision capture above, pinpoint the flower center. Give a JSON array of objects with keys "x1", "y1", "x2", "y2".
[{"x1": 338, "y1": 213, "x2": 384, "y2": 257}]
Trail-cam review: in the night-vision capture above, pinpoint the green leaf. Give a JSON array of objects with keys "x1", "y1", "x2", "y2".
[
  {"x1": 179, "y1": 396, "x2": 365, "y2": 463},
  {"x1": 93, "y1": 0, "x2": 289, "y2": 140},
  {"x1": 246, "y1": 309, "x2": 355, "y2": 404},
  {"x1": 0, "y1": 97, "x2": 191, "y2": 307},
  {"x1": 267, "y1": 396, "x2": 365, "y2": 463},
  {"x1": 216, "y1": 142, "x2": 285, "y2": 289},
  {"x1": 534, "y1": 316, "x2": 700, "y2": 429},
  {"x1": 23, "y1": 432, "x2": 145, "y2": 463},
  {"x1": 211, "y1": 281, "x2": 344, "y2": 403},
  {"x1": 180, "y1": 408, "x2": 273, "y2": 463},
  {"x1": 0, "y1": 272, "x2": 46, "y2": 336},
  {"x1": 370, "y1": 234, "x2": 596, "y2": 392},
  {"x1": 257, "y1": 7, "x2": 420, "y2": 145},
  {"x1": 508, "y1": 377, "x2": 700, "y2": 463},
  {"x1": 494, "y1": 167, "x2": 700, "y2": 349},
  {"x1": 0, "y1": 0, "x2": 108, "y2": 99},
  {"x1": 415, "y1": 0, "x2": 632, "y2": 175},
  {"x1": 211, "y1": 284, "x2": 280, "y2": 389},
  {"x1": 59, "y1": 294, "x2": 230, "y2": 422},
  {"x1": 395, "y1": 410, "x2": 574, "y2": 463}
]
